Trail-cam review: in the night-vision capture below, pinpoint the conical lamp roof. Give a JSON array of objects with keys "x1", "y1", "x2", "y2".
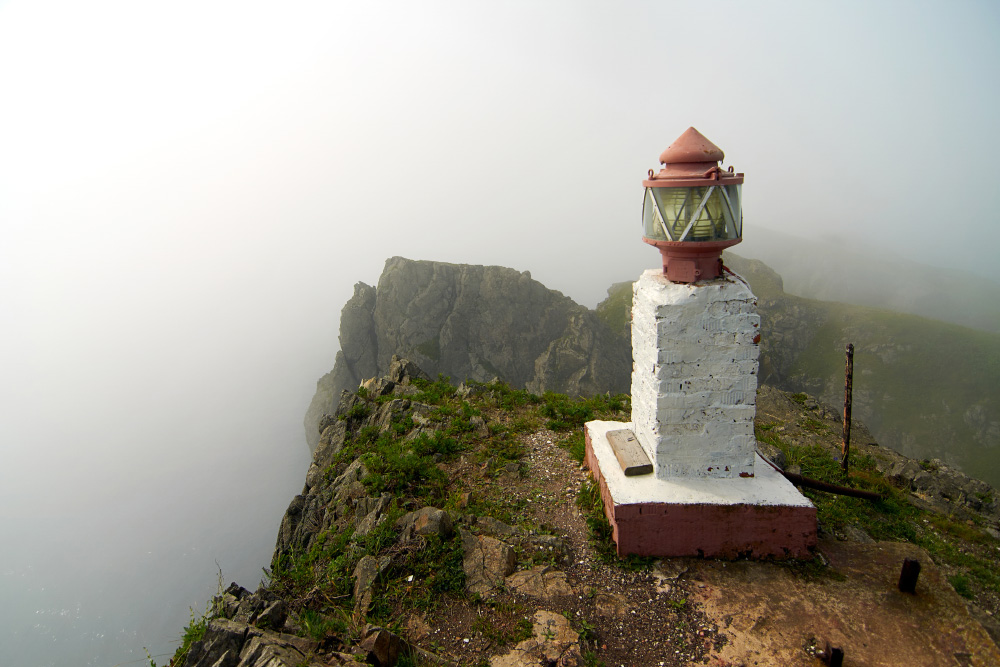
[{"x1": 659, "y1": 127, "x2": 725, "y2": 165}]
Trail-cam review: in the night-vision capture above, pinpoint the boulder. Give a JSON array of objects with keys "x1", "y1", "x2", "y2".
[
  {"x1": 505, "y1": 565, "x2": 574, "y2": 601},
  {"x1": 359, "y1": 625, "x2": 410, "y2": 667},
  {"x1": 354, "y1": 493, "x2": 392, "y2": 539},
  {"x1": 489, "y1": 610, "x2": 583, "y2": 667},
  {"x1": 353, "y1": 555, "x2": 392, "y2": 614},
  {"x1": 395, "y1": 507, "x2": 454, "y2": 543},
  {"x1": 460, "y1": 529, "x2": 516, "y2": 597},
  {"x1": 236, "y1": 633, "x2": 322, "y2": 667},
  {"x1": 182, "y1": 619, "x2": 247, "y2": 667}
]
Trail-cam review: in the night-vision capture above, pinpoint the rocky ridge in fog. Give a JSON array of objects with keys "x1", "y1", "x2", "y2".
[
  {"x1": 305, "y1": 257, "x2": 630, "y2": 450},
  {"x1": 718, "y1": 254, "x2": 1000, "y2": 486}
]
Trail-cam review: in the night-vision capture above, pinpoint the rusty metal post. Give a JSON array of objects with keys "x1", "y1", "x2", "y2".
[
  {"x1": 841, "y1": 343, "x2": 854, "y2": 476},
  {"x1": 899, "y1": 558, "x2": 921, "y2": 594},
  {"x1": 823, "y1": 641, "x2": 844, "y2": 666}
]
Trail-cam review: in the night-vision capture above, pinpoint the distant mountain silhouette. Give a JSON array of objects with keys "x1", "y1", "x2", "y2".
[{"x1": 736, "y1": 226, "x2": 1000, "y2": 333}]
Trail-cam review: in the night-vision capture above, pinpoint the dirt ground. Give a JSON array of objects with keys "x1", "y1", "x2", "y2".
[
  {"x1": 422, "y1": 427, "x2": 724, "y2": 666},
  {"x1": 688, "y1": 537, "x2": 1000, "y2": 666},
  {"x1": 417, "y1": 413, "x2": 1000, "y2": 666}
]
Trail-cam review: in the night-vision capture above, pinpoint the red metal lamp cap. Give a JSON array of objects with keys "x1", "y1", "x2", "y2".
[
  {"x1": 645, "y1": 127, "x2": 743, "y2": 187},
  {"x1": 659, "y1": 127, "x2": 725, "y2": 165}
]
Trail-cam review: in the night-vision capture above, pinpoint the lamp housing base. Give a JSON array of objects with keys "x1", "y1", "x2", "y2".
[{"x1": 642, "y1": 237, "x2": 741, "y2": 283}]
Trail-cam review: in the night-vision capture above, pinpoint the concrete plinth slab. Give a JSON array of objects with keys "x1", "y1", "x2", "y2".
[{"x1": 584, "y1": 420, "x2": 817, "y2": 559}]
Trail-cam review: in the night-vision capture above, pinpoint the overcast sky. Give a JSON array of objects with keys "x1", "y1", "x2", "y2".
[{"x1": 1, "y1": 1, "x2": 998, "y2": 665}]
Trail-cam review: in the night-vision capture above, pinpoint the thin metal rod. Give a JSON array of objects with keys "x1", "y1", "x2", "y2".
[
  {"x1": 757, "y1": 449, "x2": 883, "y2": 501},
  {"x1": 842, "y1": 343, "x2": 854, "y2": 476},
  {"x1": 779, "y1": 470, "x2": 883, "y2": 501},
  {"x1": 718, "y1": 185, "x2": 738, "y2": 238},
  {"x1": 678, "y1": 186, "x2": 714, "y2": 241},
  {"x1": 649, "y1": 190, "x2": 673, "y2": 241}
]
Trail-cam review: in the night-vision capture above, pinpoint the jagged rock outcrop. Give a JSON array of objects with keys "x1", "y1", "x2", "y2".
[
  {"x1": 305, "y1": 257, "x2": 630, "y2": 449},
  {"x1": 180, "y1": 585, "x2": 366, "y2": 667},
  {"x1": 490, "y1": 611, "x2": 583, "y2": 667}
]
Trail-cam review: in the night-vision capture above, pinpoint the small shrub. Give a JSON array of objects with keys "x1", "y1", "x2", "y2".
[
  {"x1": 540, "y1": 392, "x2": 594, "y2": 431},
  {"x1": 299, "y1": 609, "x2": 347, "y2": 641},
  {"x1": 411, "y1": 375, "x2": 456, "y2": 404},
  {"x1": 169, "y1": 604, "x2": 214, "y2": 666},
  {"x1": 949, "y1": 573, "x2": 974, "y2": 599},
  {"x1": 340, "y1": 402, "x2": 371, "y2": 421},
  {"x1": 559, "y1": 432, "x2": 586, "y2": 464},
  {"x1": 486, "y1": 382, "x2": 541, "y2": 410},
  {"x1": 801, "y1": 418, "x2": 827, "y2": 432},
  {"x1": 369, "y1": 533, "x2": 466, "y2": 622}
]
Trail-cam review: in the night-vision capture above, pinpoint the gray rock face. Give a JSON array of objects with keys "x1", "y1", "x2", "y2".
[
  {"x1": 304, "y1": 282, "x2": 378, "y2": 450},
  {"x1": 505, "y1": 565, "x2": 574, "y2": 601},
  {"x1": 304, "y1": 257, "x2": 630, "y2": 450},
  {"x1": 395, "y1": 506, "x2": 454, "y2": 543},
  {"x1": 274, "y1": 457, "x2": 369, "y2": 559},
  {"x1": 460, "y1": 528, "x2": 517, "y2": 597},
  {"x1": 353, "y1": 555, "x2": 392, "y2": 615},
  {"x1": 489, "y1": 610, "x2": 583, "y2": 667},
  {"x1": 179, "y1": 587, "x2": 354, "y2": 667}
]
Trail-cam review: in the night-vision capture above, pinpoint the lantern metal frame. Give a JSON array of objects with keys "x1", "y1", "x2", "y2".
[{"x1": 641, "y1": 128, "x2": 745, "y2": 283}]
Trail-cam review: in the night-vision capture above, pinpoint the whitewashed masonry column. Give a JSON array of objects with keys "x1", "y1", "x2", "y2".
[{"x1": 630, "y1": 269, "x2": 760, "y2": 479}]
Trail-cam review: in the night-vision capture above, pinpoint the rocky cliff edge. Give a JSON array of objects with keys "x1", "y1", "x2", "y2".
[{"x1": 173, "y1": 360, "x2": 1000, "y2": 667}]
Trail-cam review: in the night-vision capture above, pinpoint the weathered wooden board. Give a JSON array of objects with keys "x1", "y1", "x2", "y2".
[{"x1": 607, "y1": 429, "x2": 653, "y2": 476}]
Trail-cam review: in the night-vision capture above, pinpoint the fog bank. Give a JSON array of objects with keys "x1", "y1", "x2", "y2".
[{"x1": 1, "y1": 2, "x2": 997, "y2": 664}]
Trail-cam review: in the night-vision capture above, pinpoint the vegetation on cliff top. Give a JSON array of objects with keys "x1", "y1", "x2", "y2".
[{"x1": 167, "y1": 372, "x2": 999, "y2": 666}]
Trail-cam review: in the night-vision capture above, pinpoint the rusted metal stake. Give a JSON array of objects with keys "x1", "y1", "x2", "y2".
[
  {"x1": 841, "y1": 343, "x2": 854, "y2": 477},
  {"x1": 823, "y1": 641, "x2": 844, "y2": 667},
  {"x1": 898, "y1": 558, "x2": 921, "y2": 594}
]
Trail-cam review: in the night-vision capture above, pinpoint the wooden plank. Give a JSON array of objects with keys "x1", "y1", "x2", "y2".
[{"x1": 606, "y1": 429, "x2": 653, "y2": 477}]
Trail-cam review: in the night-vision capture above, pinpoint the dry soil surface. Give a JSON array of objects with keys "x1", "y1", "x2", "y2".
[{"x1": 417, "y1": 418, "x2": 1000, "y2": 666}]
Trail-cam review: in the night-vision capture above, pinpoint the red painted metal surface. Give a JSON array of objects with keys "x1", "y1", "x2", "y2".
[
  {"x1": 643, "y1": 127, "x2": 744, "y2": 189},
  {"x1": 641, "y1": 237, "x2": 741, "y2": 281},
  {"x1": 659, "y1": 127, "x2": 725, "y2": 164}
]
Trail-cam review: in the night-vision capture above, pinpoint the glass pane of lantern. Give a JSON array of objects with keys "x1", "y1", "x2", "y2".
[
  {"x1": 652, "y1": 188, "x2": 691, "y2": 240},
  {"x1": 649, "y1": 186, "x2": 741, "y2": 242},
  {"x1": 643, "y1": 189, "x2": 670, "y2": 240},
  {"x1": 690, "y1": 187, "x2": 727, "y2": 241},
  {"x1": 731, "y1": 184, "x2": 743, "y2": 237}
]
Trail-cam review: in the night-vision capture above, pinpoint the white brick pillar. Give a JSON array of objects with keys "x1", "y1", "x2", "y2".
[{"x1": 631, "y1": 269, "x2": 760, "y2": 479}]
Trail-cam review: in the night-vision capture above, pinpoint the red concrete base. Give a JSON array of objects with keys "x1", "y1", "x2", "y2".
[{"x1": 585, "y1": 421, "x2": 817, "y2": 559}]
